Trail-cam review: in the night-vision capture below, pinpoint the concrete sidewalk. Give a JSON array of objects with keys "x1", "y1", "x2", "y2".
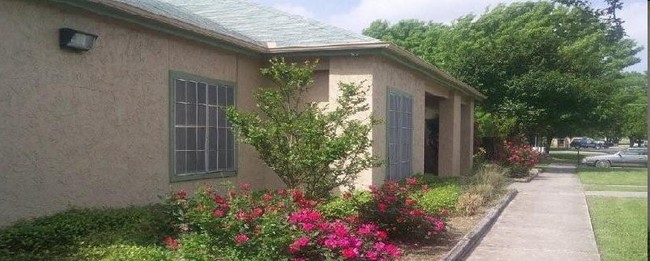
[{"x1": 467, "y1": 164, "x2": 600, "y2": 260}]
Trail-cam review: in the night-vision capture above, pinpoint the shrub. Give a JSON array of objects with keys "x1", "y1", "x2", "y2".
[
  {"x1": 456, "y1": 193, "x2": 485, "y2": 215},
  {"x1": 358, "y1": 178, "x2": 447, "y2": 240},
  {"x1": 73, "y1": 244, "x2": 172, "y2": 261},
  {"x1": 411, "y1": 184, "x2": 460, "y2": 214},
  {"x1": 0, "y1": 205, "x2": 173, "y2": 260},
  {"x1": 456, "y1": 164, "x2": 509, "y2": 215},
  {"x1": 317, "y1": 191, "x2": 372, "y2": 219},
  {"x1": 226, "y1": 58, "x2": 382, "y2": 199},
  {"x1": 167, "y1": 184, "x2": 401, "y2": 260},
  {"x1": 471, "y1": 164, "x2": 507, "y2": 193},
  {"x1": 503, "y1": 140, "x2": 540, "y2": 177}
]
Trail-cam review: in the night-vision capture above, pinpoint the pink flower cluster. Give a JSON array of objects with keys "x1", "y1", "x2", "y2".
[
  {"x1": 168, "y1": 184, "x2": 404, "y2": 260},
  {"x1": 365, "y1": 179, "x2": 446, "y2": 239},
  {"x1": 287, "y1": 213, "x2": 400, "y2": 260}
]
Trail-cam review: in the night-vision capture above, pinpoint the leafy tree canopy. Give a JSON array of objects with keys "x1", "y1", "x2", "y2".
[{"x1": 363, "y1": 1, "x2": 642, "y2": 139}]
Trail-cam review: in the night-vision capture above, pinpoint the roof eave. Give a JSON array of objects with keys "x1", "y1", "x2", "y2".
[{"x1": 267, "y1": 43, "x2": 486, "y2": 101}]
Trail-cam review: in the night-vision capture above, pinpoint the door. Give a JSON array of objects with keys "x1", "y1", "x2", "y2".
[{"x1": 387, "y1": 91, "x2": 413, "y2": 181}]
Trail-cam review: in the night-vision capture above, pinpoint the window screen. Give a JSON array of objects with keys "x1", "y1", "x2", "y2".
[
  {"x1": 387, "y1": 91, "x2": 413, "y2": 181},
  {"x1": 172, "y1": 74, "x2": 235, "y2": 179}
]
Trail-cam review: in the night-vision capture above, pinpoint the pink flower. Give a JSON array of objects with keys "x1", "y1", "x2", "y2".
[
  {"x1": 342, "y1": 247, "x2": 359, "y2": 259},
  {"x1": 365, "y1": 250, "x2": 379, "y2": 260},
  {"x1": 357, "y1": 224, "x2": 378, "y2": 235},
  {"x1": 384, "y1": 244, "x2": 401, "y2": 257},
  {"x1": 301, "y1": 223, "x2": 315, "y2": 232},
  {"x1": 239, "y1": 183, "x2": 251, "y2": 191},
  {"x1": 262, "y1": 193, "x2": 274, "y2": 201},
  {"x1": 405, "y1": 199, "x2": 416, "y2": 206},
  {"x1": 213, "y1": 196, "x2": 226, "y2": 204},
  {"x1": 277, "y1": 189, "x2": 288, "y2": 196},
  {"x1": 234, "y1": 234, "x2": 249, "y2": 244},
  {"x1": 289, "y1": 237, "x2": 310, "y2": 253}
]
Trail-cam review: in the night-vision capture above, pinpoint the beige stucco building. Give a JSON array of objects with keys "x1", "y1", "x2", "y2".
[{"x1": 0, "y1": 0, "x2": 484, "y2": 226}]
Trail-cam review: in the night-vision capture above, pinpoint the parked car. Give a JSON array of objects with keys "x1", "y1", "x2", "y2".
[
  {"x1": 581, "y1": 148, "x2": 648, "y2": 168},
  {"x1": 570, "y1": 137, "x2": 602, "y2": 149}
]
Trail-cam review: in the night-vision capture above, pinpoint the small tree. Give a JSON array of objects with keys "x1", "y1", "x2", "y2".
[{"x1": 226, "y1": 58, "x2": 382, "y2": 199}]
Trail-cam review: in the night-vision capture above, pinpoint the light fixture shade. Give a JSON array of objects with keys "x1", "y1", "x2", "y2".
[{"x1": 59, "y1": 28, "x2": 98, "y2": 51}]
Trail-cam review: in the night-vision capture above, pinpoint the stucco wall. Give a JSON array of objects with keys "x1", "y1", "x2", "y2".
[
  {"x1": 328, "y1": 57, "x2": 376, "y2": 189},
  {"x1": 0, "y1": 0, "x2": 278, "y2": 226}
]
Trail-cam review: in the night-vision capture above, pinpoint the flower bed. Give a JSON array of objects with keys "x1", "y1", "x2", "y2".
[{"x1": 166, "y1": 179, "x2": 448, "y2": 260}]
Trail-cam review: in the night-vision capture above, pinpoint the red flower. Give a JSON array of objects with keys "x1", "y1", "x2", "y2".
[
  {"x1": 163, "y1": 235, "x2": 179, "y2": 250},
  {"x1": 213, "y1": 195, "x2": 226, "y2": 204},
  {"x1": 239, "y1": 183, "x2": 251, "y2": 191},
  {"x1": 234, "y1": 234, "x2": 249, "y2": 244},
  {"x1": 377, "y1": 203, "x2": 387, "y2": 213},
  {"x1": 406, "y1": 177, "x2": 418, "y2": 186},
  {"x1": 342, "y1": 247, "x2": 359, "y2": 259},
  {"x1": 404, "y1": 199, "x2": 416, "y2": 206},
  {"x1": 262, "y1": 193, "x2": 274, "y2": 201},
  {"x1": 252, "y1": 207, "x2": 264, "y2": 217},
  {"x1": 277, "y1": 189, "x2": 288, "y2": 196},
  {"x1": 213, "y1": 209, "x2": 225, "y2": 218},
  {"x1": 376, "y1": 230, "x2": 388, "y2": 240},
  {"x1": 176, "y1": 190, "x2": 187, "y2": 199},
  {"x1": 292, "y1": 190, "x2": 304, "y2": 202}
]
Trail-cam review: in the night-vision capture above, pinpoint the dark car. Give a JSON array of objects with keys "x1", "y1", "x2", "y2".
[{"x1": 570, "y1": 137, "x2": 602, "y2": 149}]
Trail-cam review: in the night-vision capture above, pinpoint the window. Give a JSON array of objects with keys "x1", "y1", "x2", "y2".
[
  {"x1": 170, "y1": 71, "x2": 236, "y2": 181},
  {"x1": 387, "y1": 90, "x2": 413, "y2": 181}
]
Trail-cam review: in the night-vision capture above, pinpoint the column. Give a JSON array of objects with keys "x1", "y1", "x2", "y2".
[{"x1": 438, "y1": 92, "x2": 461, "y2": 176}]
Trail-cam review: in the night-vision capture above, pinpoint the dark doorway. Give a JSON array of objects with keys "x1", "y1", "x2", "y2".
[{"x1": 424, "y1": 93, "x2": 440, "y2": 175}]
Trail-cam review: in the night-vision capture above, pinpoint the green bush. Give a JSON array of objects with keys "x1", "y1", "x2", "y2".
[
  {"x1": 411, "y1": 184, "x2": 461, "y2": 214},
  {"x1": 73, "y1": 244, "x2": 172, "y2": 261},
  {"x1": 226, "y1": 58, "x2": 382, "y2": 199},
  {"x1": 0, "y1": 205, "x2": 173, "y2": 260},
  {"x1": 317, "y1": 191, "x2": 372, "y2": 219}
]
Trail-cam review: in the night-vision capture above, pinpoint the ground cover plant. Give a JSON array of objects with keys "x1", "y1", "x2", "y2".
[
  {"x1": 586, "y1": 197, "x2": 647, "y2": 261},
  {"x1": 579, "y1": 168, "x2": 647, "y2": 192},
  {"x1": 0, "y1": 205, "x2": 173, "y2": 261}
]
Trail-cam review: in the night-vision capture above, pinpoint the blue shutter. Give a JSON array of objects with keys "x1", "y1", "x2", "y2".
[{"x1": 387, "y1": 92, "x2": 413, "y2": 181}]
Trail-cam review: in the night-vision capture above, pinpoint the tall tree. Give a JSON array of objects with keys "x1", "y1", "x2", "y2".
[{"x1": 363, "y1": 1, "x2": 642, "y2": 139}]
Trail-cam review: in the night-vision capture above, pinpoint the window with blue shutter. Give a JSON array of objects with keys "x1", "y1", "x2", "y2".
[{"x1": 387, "y1": 91, "x2": 413, "y2": 181}]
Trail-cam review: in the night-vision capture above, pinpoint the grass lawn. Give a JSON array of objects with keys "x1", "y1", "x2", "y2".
[
  {"x1": 578, "y1": 167, "x2": 647, "y2": 191},
  {"x1": 586, "y1": 197, "x2": 648, "y2": 261}
]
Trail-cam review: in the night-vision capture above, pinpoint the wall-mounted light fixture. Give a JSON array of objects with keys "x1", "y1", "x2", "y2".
[{"x1": 59, "y1": 28, "x2": 98, "y2": 52}]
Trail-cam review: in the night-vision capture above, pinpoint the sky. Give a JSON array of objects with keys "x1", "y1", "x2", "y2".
[{"x1": 250, "y1": 0, "x2": 648, "y2": 72}]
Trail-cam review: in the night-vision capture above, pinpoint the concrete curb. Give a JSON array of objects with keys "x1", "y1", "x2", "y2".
[{"x1": 442, "y1": 189, "x2": 518, "y2": 261}]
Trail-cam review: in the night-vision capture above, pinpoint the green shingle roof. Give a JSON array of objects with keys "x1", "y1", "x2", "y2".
[{"x1": 114, "y1": 0, "x2": 379, "y2": 48}]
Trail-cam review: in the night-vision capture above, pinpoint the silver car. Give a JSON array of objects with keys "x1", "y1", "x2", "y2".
[{"x1": 581, "y1": 148, "x2": 648, "y2": 168}]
